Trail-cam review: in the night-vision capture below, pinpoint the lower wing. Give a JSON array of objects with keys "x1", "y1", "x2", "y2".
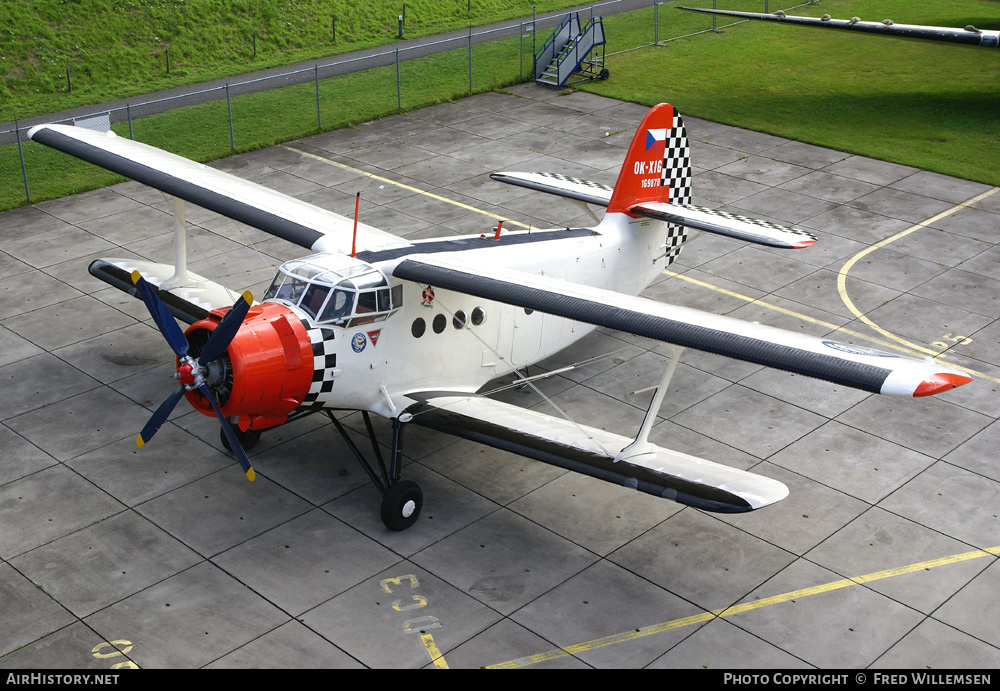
[{"x1": 403, "y1": 393, "x2": 788, "y2": 512}]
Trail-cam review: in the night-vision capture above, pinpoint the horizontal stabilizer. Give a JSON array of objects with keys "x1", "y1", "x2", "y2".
[
  {"x1": 490, "y1": 171, "x2": 613, "y2": 207},
  {"x1": 404, "y1": 394, "x2": 788, "y2": 512},
  {"x1": 90, "y1": 258, "x2": 243, "y2": 324},
  {"x1": 629, "y1": 201, "x2": 817, "y2": 248}
]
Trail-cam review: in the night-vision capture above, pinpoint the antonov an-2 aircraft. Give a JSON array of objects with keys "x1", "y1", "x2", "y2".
[{"x1": 29, "y1": 104, "x2": 971, "y2": 530}]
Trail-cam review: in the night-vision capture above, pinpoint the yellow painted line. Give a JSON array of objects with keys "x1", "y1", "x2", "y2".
[
  {"x1": 420, "y1": 633, "x2": 450, "y2": 669},
  {"x1": 836, "y1": 187, "x2": 1000, "y2": 358},
  {"x1": 487, "y1": 545, "x2": 1000, "y2": 668},
  {"x1": 281, "y1": 145, "x2": 534, "y2": 229}
]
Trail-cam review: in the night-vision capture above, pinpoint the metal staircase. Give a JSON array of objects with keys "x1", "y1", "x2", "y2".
[{"x1": 534, "y1": 12, "x2": 608, "y2": 88}]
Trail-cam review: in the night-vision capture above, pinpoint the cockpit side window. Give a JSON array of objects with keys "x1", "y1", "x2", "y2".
[
  {"x1": 300, "y1": 282, "x2": 331, "y2": 319},
  {"x1": 320, "y1": 288, "x2": 355, "y2": 322},
  {"x1": 275, "y1": 276, "x2": 307, "y2": 303}
]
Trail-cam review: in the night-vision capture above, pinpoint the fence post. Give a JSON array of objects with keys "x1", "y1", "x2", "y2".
[
  {"x1": 654, "y1": 0, "x2": 658, "y2": 44},
  {"x1": 712, "y1": 0, "x2": 717, "y2": 32},
  {"x1": 226, "y1": 83, "x2": 235, "y2": 152},
  {"x1": 396, "y1": 48, "x2": 402, "y2": 110},
  {"x1": 126, "y1": 103, "x2": 134, "y2": 139},
  {"x1": 315, "y1": 64, "x2": 322, "y2": 130},
  {"x1": 14, "y1": 112, "x2": 30, "y2": 204},
  {"x1": 519, "y1": 22, "x2": 523, "y2": 79},
  {"x1": 468, "y1": 27, "x2": 473, "y2": 93}
]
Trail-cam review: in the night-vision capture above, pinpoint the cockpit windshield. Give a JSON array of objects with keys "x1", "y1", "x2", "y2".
[{"x1": 263, "y1": 254, "x2": 402, "y2": 326}]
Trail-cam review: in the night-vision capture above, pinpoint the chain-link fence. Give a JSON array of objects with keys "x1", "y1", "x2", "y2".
[{"x1": 0, "y1": 0, "x2": 811, "y2": 211}]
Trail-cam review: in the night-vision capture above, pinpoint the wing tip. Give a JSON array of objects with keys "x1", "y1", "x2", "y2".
[{"x1": 913, "y1": 372, "x2": 973, "y2": 397}]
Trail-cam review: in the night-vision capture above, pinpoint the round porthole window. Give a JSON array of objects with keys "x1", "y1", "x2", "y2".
[
  {"x1": 411, "y1": 318, "x2": 426, "y2": 338},
  {"x1": 471, "y1": 307, "x2": 486, "y2": 326},
  {"x1": 433, "y1": 314, "x2": 447, "y2": 334},
  {"x1": 453, "y1": 310, "x2": 467, "y2": 329}
]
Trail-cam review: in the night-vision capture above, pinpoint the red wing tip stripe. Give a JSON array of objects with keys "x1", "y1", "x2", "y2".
[
  {"x1": 793, "y1": 239, "x2": 817, "y2": 248},
  {"x1": 913, "y1": 373, "x2": 973, "y2": 397}
]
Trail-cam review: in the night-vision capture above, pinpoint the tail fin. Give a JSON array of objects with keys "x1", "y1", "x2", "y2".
[{"x1": 607, "y1": 103, "x2": 692, "y2": 214}]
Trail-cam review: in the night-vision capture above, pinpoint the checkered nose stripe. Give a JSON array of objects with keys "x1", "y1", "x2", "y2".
[{"x1": 300, "y1": 322, "x2": 336, "y2": 408}]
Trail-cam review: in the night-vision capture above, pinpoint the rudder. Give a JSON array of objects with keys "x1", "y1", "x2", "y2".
[{"x1": 607, "y1": 103, "x2": 692, "y2": 263}]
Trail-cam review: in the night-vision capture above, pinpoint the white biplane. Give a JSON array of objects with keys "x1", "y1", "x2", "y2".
[{"x1": 28, "y1": 103, "x2": 971, "y2": 530}]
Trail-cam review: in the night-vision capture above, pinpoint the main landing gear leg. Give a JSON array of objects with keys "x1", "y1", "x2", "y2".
[{"x1": 328, "y1": 411, "x2": 422, "y2": 531}]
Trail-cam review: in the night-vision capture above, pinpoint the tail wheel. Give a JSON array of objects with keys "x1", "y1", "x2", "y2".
[{"x1": 380, "y1": 480, "x2": 423, "y2": 531}]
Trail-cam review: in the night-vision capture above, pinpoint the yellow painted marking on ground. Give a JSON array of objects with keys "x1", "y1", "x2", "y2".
[
  {"x1": 487, "y1": 546, "x2": 1000, "y2": 668},
  {"x1": 836, "y1": 187, "x2": 1000, "y2": 359},
  {"x1": 420, "y1": 634, "x2": 450, "y2": 669},
  {"x1": 282, "y1": 145, "x2": 534, "y2": 229}
]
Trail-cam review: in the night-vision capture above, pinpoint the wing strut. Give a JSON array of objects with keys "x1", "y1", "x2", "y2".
[
  {"x1": 615, "y1": 344, "x2": 683, "y2": 463},
  {"x1": 161, "y1": 195, "x2": 192, "y2": 291}
]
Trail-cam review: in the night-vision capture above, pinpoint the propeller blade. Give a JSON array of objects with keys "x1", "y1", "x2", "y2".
[
  {"x1": 199, "y1": 383, "x2": 255, "y2": 482},
  {"x1": 137, "y1": 386, "x2": 187, "y2": 448},
  {"x1": 197, "y1": 291, "x2": 253, "y2": 367},
  {"x1": 131, "y1": 271, "x2": 189, "y2": 358}
]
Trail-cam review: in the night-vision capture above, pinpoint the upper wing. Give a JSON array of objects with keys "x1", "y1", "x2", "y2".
[
  {"x1": 676, "y1": 7, "x2": 1000, "y2": 48},
  {"x1": 391, "y1": 255, "x2": 971, "y2": 397},
  {"x1": 403, "y1": 393, "x2": 788, "y2": 513},
  {"x1": 28, "y1": 124, "x2": 411, "y2": 255}
]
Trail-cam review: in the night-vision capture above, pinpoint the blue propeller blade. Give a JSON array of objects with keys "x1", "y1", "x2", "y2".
[
  {"x1": 137, "y1": 386, "x2": 187, "y2": 448},
  {"x1": 200, "y1": 383, "x2": 255, "y2": 482},
  {"x1": 197, "y1": 291, "x2": 253, "y2": 367},
  {"x1": 131, "y1": 272, "x2": 189, "y2": 358}
]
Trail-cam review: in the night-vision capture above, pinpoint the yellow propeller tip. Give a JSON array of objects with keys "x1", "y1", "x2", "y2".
[
  {"x1": 242, "y1": 290, "x2": 253, "y2": 305},
  {"x1": 130, "y1": 270, "x2": 142, "y2": 285},
  {"x1": 246, "y1": 468, "x2": 256, "y2": 482},
  {"x1": 136, "y1": 435, "x2": 145, "y2": 449}
]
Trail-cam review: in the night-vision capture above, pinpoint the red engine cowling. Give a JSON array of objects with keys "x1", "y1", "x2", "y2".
[{"x1": 183, "y1": 302, "x2": 314, "y2": 430}]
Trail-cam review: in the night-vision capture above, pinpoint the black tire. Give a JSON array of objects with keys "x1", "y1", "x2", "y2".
[
  {"x1": 599, "y1": 68, "x2": 610, "y2": 80},
  {"x1": 220, "y1": 423, "x2": 262, "y2": 452},
  {"x1": 380, "y1": 480, "x2": 423, "y2": 531}
]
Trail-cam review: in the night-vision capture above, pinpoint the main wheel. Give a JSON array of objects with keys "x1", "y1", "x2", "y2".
[
  {"x1": 380, "y1": 480, "x2": 423, "y2": 531},
  {"x1": 220, "y1": 423, "x2": 262, "y2": 452}
]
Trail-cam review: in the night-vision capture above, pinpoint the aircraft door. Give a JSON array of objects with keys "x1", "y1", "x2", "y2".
[{"x1": 497, "y1": 304, "x2": 543, "y2": 369}]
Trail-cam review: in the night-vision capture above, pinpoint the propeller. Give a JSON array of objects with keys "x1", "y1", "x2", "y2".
[{"x1": 131, "y1": 271, "x2": 256, "y2": 481}]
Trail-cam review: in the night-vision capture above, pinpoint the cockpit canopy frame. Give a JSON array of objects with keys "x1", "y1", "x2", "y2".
[{"x1": 263, "y1": 254, "x2": 402, "y2": 327}]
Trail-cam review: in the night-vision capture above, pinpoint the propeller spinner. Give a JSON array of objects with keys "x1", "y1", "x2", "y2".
[{"x1": 131, "y1": 271, "x2": 256, "y2": 481}]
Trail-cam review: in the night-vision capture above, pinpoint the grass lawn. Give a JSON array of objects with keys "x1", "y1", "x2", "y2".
[
  {"x1": 579, "y1": 0, "x2": 1000, "y2": 186},
  {"x1": 2, "y1": 0, "x2": 997, "y2": 210}
]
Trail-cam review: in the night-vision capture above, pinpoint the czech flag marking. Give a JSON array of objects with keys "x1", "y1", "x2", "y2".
[{"x1": 645, "y1": 128, "x2": 667, "y2": 155}]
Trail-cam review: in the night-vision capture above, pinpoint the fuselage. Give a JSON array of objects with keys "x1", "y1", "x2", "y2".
[{"x1": 263, "y1": 211, "x2": 672, "y2": 419}]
